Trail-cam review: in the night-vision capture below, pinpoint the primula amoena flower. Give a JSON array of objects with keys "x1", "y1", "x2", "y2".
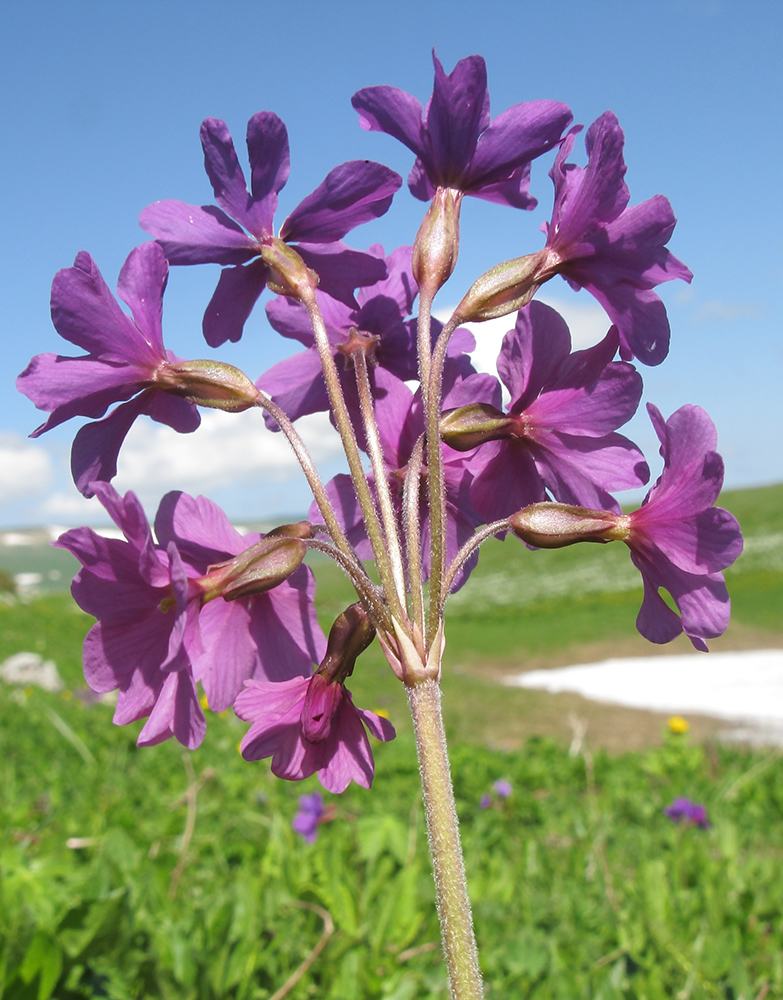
[
  {"x1": 17, "y1": 244, "x2": 201, "y2": 497},
  {"x1": 140, "y1": 112, "x2": 401, "y2": 345},
  {"x1": 56, "y1": 483, "x2": 324, "y2": 748},
  {"x1": 236, "y1": 674, "x2": 395, "y2": 793},
  {"x1": 511, "y1": 404, "x2": 742, "y2": 649},
  {"x1": 353, "y1": 51, "x2": 571, "y2": 209},
  {"x1": 449, "y1": 301, "x2": 648, "y2": 524},
  {"x1": 620, "y1": 404, "x2": 743, "y2": 650},
  {"x1": 538, "y1": 112, "x2": 693, "y2": 366}
]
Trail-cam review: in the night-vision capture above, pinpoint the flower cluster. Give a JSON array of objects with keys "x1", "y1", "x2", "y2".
[
  {"x1": 18, "y1": 51, "x2": 741, "y2": 796},
  {"x1": 664, "y1": 797, "x2": 711, "y2": 829}
]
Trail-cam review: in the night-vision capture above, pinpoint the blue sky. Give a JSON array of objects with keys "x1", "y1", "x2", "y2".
[{"x1": 2, "y1": 0, "x2": 780, "y2": 527}]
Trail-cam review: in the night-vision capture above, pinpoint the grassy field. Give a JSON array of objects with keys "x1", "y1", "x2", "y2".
[{"x1": 0, "y1": 484, "x2": 781, "y2": 998}]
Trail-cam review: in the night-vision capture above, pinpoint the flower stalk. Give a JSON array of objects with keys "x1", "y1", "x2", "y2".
[{"x1": 407, "y1": 677, "x2": 484, "y2": 999}]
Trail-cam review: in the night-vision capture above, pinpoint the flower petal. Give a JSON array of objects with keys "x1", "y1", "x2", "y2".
[
  {"x1": 202, "y1": 259, "x2": 268, "y2": 346},
  {"x1": 280, "y1": 161, "x2": 401, "y2": 244},
  {"x1": 140, "y1": 200, "x2": 255, "y2": 265},
  {"x1": 351, "y1": 85, "x2": 425, "y2": 155}
]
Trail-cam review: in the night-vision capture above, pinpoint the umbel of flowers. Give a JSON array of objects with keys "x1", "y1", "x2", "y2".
[{"x1": 18, "y1": 52, "x2": 742, "y2": 1000}]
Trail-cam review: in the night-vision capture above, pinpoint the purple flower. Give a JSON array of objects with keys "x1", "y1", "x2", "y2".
[
  {"x1": 140, "y1": 112, "x2": 402, "y2": 346},
  {"x1": 236, "y1": 673, "x2": 395, "y2": 794},
  {"x1": 493, "y1": 779, "x2": 512, "y2": 799},
  {"x1": 55, "y1": 484, "x2": 325, "y2": 748},
  {"x1": 664, "y1": 797, "x2": 711, "y2": 829},
  {"x1": 539, "y1": 112, "x2": 693, "y2": 366},
  {"x1": 478, "y1": 794, "x2": 493, "y2": 810},
  {"x1": 258, "y1": 243, "x2": 475, "y2": 425},
  {"x1": 292, "y1": 792, "x2": 326, "y2": 843},
  {"x1": 617, "y1": 404, "x2": 743, "y2": 650},
  {"x1": 352, "y1": 52, "x2": 571, "y2": 208},
  {"x1": 464, "y1": 301, "x2": 648, "y2": 524},
  {"x1": 17, "y1": 243, "x2": 200, "y2": 497}
]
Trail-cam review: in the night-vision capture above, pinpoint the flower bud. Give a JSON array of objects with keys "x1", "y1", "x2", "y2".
[
  {"x1": 440, "y1": 403, "x2": 515, "y2": 451},
  {"x1": 300, "y1": 604, "x2": 377, "y2": 743},
  {"x1": 319, "y1": 603, "x2": 376, "y2": 684},
  {"x1": 453, "y1": 249, "x2": 548, "y2": 323},
  {"x1": 157, "y1": 359, "x2": 261, "y2": 412},
  {"x1": 412, "y1": 186, "x2": 462, "y2": 297},
  {"x1": 509, "y1": 502, "x2": 627, "y2": 548},
  {"x1": 197, "y1": 535, "x2": 307, "y2": 602},
  {"x1": 260, "y1": 238, "x2": 319, "y2": 300}
]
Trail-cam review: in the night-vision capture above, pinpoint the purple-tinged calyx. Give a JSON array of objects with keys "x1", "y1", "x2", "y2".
[
  {"x1": 156, "y1": 359, "x2": 261, "y2": 411},
  {"x1": 509, "y1": 502, "x2": 625, "y2": 548},
  {"x1": 301, "y1": 604, "x2": 376, "y2": 742},
  {"x1": 412, "y1": 186, "x2": 462, "y2": 296},
  {"x1": 195, "y1": 530, "x2": 310, "y2": 603},
  {"x1": 453, "y1": 250, "x2": 548, "y2": 324},
  {"x1": 440, "y1": 403, "x2": 515, "y2": 450}
]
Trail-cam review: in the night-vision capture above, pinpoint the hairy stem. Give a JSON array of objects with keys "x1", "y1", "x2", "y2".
[
  {"x1": 403, "y1": 434, "x2": 426, "y2": 636},
  {"x1": 353, "y1": 351, "x2": 407, "y2": 608},
  {"x1": 424, "y1": 312, "x2": 462, "y2": 639},
  {"x1": 304, "y1": 537, "x2": 391, "y2": 633},
  {"x1": 440, "y1": 519, "x2": 510, "y2": 615},
  {"x1": 417, "y1": 288, "x2": 435, "y2": 401},
  {"x1": 304, "y1": 294, "x2": 405, "y2": 620},
  {"x1": 254, "y1": 392, "x2": 352, "y2": 561},
  {"x1": 407, "y1": 679, "x2": 484, "y2": 1000}
]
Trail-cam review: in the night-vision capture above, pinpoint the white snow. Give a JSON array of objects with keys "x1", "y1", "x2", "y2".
[{"x1": 505, "y1": 649, "x2": 783, "y2": 741}]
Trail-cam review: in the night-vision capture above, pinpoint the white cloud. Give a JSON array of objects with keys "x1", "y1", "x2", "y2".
[
  {"x1": 113, "y1": 408, "x2": 344, "y2": 495},
  {"x1": 0, "y1": 433, "x2": 53, "y2": 501}
]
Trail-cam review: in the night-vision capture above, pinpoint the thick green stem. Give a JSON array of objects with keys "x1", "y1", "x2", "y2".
[{"x1": 407, "y1": 678, "x2": 484, "y2": 999}]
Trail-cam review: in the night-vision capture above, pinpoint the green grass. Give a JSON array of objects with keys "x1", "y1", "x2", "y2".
[
  {"x1": 1, "y1": 676, "x2": 782, "y2": 999},
  {"x1": 0, "y1": 484, "x2": 781, "y2": 997}
]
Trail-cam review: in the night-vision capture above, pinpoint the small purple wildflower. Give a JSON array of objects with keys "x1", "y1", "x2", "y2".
[
  {"x1": 664, "y1": 797, "x2": 711, "y2": 829},
  {"x1": 292, "y1": 792, "x2": 326, "y2": 843},
  {"x1": 493, "y1": 780, "x2": 512, "y2": 799},
  {"x1": 479, "y1": 794, "x2": 493, "y2": 810}
]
